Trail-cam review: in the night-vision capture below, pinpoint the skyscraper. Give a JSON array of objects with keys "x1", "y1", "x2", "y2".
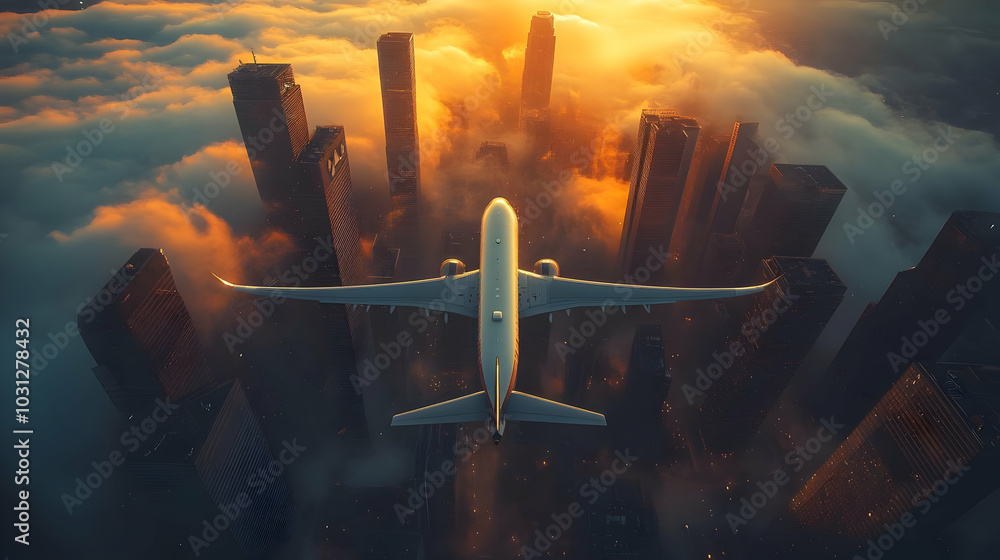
[
  {"x1": 227, "y1": 63, "x2": 310, "y2": 241},
  {"x1": 474, "y1": 140, "x2": 510, "y2": 168},
  {"x1": 624, "y1": 325, "x2": 671, "y2": 423},
  {"x1": 706, "y1": 122, "x2": 761, "y2": 237},
  {"x1": 473, "y1": 140, "x2": 518, "y2": 212},
  {"x1": 574, "y1": 479, "x2": 662, "y2": 558},
  {"x1": 813, "y1": 211, "x2": 1000, "y2": 430},
  {"x1": 377, "y1": 32, "x2": 421, "y2": 235},
  {"x1": 228, "y1": 64, "x2": 372, "y2": 442},
  {"x1": 731, "y1": 164, "x2": 847, "y2": 280},
  {"x1": 612, "y1": 324, "x2": 676, "y2": 460},
  {"x1": 228, "y1": 63, "x2": 367, "y2": 283},
  {"x1": 617, "y1": 109, "x2": 700, "y2": 280},
  {"x1": 295, "y1": 125, "x2": 367, "y2": 288},
  {"x1": 744, "y1": 212, "x2": 1000, "y2": 548},
  {"x1": 296, "y1": 124, "x2": 374, "y2": 400},
  {"x1": 668, "y1": 134, "x2": 729, "y2": 281},
  {"x1": 776, "y1": 362, "x2": 1000, "y2": 558},
  {"x1": 698, "y1": 257, "x2": 846, "y2": 452},
  {"x1": 80, "y1": 248, "x2": 221, "y2": 414},
  {"x1": 126, "y1": 382, "x2": 294, "y2": 560},
  {"x1": 80, "y1": 249, "x2": 293, "y2": 559},
  {"x1": 519, "y1": 11, "x2": 556, "y2": 124}
]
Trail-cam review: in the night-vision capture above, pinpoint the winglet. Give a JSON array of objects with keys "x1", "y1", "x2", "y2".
[{"x1": 212, "y1": 273, "x2": 237, "y2": 288}]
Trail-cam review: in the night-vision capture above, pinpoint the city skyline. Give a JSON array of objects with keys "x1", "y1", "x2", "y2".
[{"x1": 2, "y1": 1, "x2": 999, "y2": 559}]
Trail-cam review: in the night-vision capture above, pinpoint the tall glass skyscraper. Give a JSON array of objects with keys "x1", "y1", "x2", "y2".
[
  {"x1": 519, "y1": 11, "x2": 556, "y2": 122},
  {"x1": 227, "y1": 63, "x2": 310, "y2": 240},
  {"x1": 617, "y1": 109, "x2": 700, "y2": 280},
  {"x1": 377, "y1": 32, "x2": 421, "y2": 235}
]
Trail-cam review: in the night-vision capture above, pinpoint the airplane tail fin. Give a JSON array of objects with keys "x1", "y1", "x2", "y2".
[
  {"x1": 504, "y1": 391, "x2": 607, "y2": 426},
  {"x1": 390, "y1": 391, "x2": 488, "y2": 426}
]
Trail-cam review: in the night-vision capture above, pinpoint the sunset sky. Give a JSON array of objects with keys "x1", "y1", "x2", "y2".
[{"x1": 1, "y1": 0, "x2": 998, "y2": 557}]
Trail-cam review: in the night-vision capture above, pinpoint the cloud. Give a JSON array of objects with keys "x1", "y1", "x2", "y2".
[
  {"x1": 50, "y1": 191, "x2": 293, "y2": 333},
  {"x1": 2, "y1": 1, "x2": 999, "y2": 557}
]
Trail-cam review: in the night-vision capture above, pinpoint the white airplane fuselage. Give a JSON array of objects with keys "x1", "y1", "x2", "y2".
[{"x1": 479, "y1": 198, "x2": 519, "y2": 442}]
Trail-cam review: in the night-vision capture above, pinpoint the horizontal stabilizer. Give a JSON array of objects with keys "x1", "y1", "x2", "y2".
[
  {"x1": 505, "y1": 391, "x2": 606, "y2": 426},
  {"x1": 391, "y1": 391, "x2": 488, "y2": 426}
]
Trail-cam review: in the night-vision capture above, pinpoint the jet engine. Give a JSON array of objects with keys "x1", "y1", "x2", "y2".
[
  {"x1": 440, "y1": 259, "x2": 467, "y2": 276},
  {"x1": 533, "y1": 259, "x2": 560, "y2": 277}
]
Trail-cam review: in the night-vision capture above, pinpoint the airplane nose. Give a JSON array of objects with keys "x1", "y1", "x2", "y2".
[
  {"x1": 493, "y1": 431, "x2": 502, "y2": 445},
  {"x1": 488, "y1": 197, "x2": 512, "y2": 212}
]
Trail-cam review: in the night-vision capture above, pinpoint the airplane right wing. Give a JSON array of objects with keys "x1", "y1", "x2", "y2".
[
  {"x1": 215, "y1": 271, "x2": 480, "y2": 318},
  {"x1": 518, "y1": 270, "x2": 776, "y2": 317}
]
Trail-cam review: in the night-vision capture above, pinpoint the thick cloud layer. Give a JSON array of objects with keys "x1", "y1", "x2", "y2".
[{"x1": 1, "y1": 0, "x2": 998, "y2": 557}]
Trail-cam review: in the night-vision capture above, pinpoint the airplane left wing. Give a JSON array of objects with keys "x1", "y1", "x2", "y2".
[
  {"x1": 518, "y1": 270, "x2": 775, "y2": 317},
  {"x1": 215, "y1": 271, "x2": 480, "y2": 318}
]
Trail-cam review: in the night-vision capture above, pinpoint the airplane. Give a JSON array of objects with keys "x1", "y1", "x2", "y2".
[{"x1": 215, "y1": 197, "x2": 776, "y2": 444}]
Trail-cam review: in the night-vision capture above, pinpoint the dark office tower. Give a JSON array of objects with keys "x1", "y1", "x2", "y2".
[
  {"x1": 706, "y1": 122, "x2": 761, "y2": 237},
  {"x1": 519, "y1": 11, "x2": 556, "y2": 123},
  {"x1": 813, "y1": 211, "x2": 1000, "y2": 432},
  {"x1": 609, "y1": 325, "x2": 674, "y2": 460},
  {"x1": 571, "y1": 479, "x2": 662, "y2": 558},
  {"x1": 940, "y1": 312, "x2": 1000, "y2": 366},
  {"x1": 522, "y1": 110, "x2": 551, "y2": 160},
  {"x1": 229, "y1": 66, "x2": 371, "y2": 438},
  {"x1": 474, "y1": 140, "x2": 518, "y2": 211},
  {"x1": 126, "y1": 382, "x2": 293, "y2": 560},
  {"x1": 732, "y1": 164, "x2": 847, "y2": 280},
  {"x1": 295, "y1": 125, "x2": 367, "y2": 287},
  {"x1": 698, "y1": 232, "x2": 745, "y2": 286},
  {"x1": 624, "y1": 325, "x2": 670, "y2": 422},
  {"x1": 377, "y1": 32, "x2": 421, "y2": 235},
  {"x1": 698, "y1": 257, "x2": 846, "y2": 453},
  {"x1": 228, "y1": 63, "x2": 310, "y2": 237},
  {"x1": 669, "y1": 135, "x2": 729, "y2": 280},
  {"x1": 474, "y1": 140, "x2": 510, "y2": 168},
  {"x1": 80, "y1": 248, "x2": 220, "y2": 414},
  {"x1": 771, "y1": 362, "x2": 1000, "y2": 559},
  {"x1": 617, "y1": 109, "x2": 700, "y2": 280}
]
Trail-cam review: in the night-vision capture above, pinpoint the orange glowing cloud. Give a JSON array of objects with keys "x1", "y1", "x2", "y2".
[{"x1": 51, "y1": 192, "x2": 292, "y2": 334}]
